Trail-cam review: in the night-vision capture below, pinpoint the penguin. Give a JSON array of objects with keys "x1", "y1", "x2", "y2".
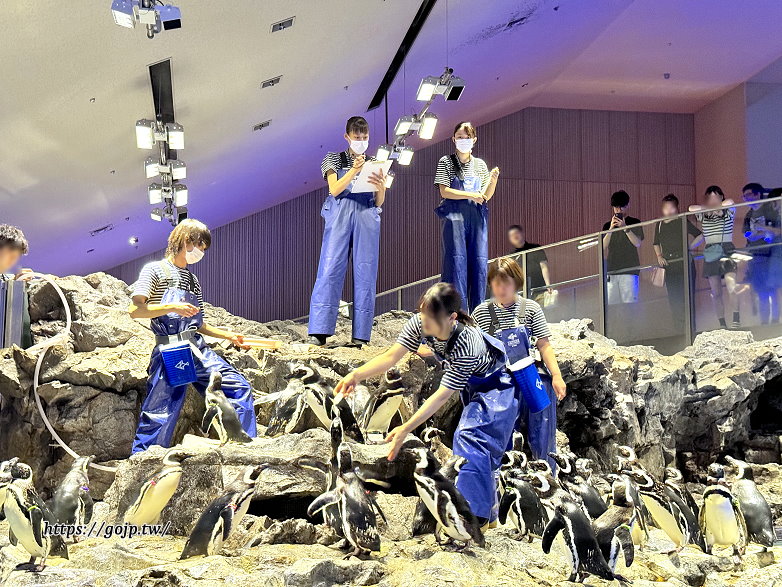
[
  {"x1": 542, "y1": 497, "x2": 616, "y2": 583},
  {"x1": 51, "y1": 455, "x2": 94, "y2": 536},
  {"x1": 500, "y1": 431, "x2": 528, "y2": 478},
  {"x1": 408, "y1": 447, "x2": 485, "y2": 548},
  {"x1": 412, "y1": 454, "x2": 466, "y2": 537},
  {"x1": 264, "y1": 377, "x2": 309, "y2": 437},
  {"x1": 699, "y1": 463, "x2": 748, "y2": 557},
  {"x1": 498, "y1": 475, "x2": 548, "y2": 541},
  {"x1": 0, "y1": 457, "x2": 19, "y2": 522},
  {"x1": 307, "y1": 444, "x2": 384, "y2": 558},
  {"x1": 180, "y1": 464, "x2": 266, "y2": 559},
  {"x1": 576, "y1": 458, "x2": 595, "y2": 483},
  {"x1": 622, "y1": 465, "x2": 692, "y2": 553},
  {"x1": 724, "y1": 456, "x2": 774, "y2": 548},
  {"x1": 523, "y1": 461, "x2": 572, "y2": 521},
  {"x1": 123, "y1": 448, "x2": 191, "y2": 526},
  {"x1": 550, "y1": 452, "x2": 607, "y2": 519},
  {"x1": 4, "y1": 461, "x2": 69, "y2": 571},
  {"x1": 664, "y1": 466, "x2": 700, "y2": 518},
  {"x1": 615, "y1": 445, "x2": 641, "y2": 472},
  {"x1": 592, "y1": 478, "x2": 636, "y2": 579},
  {"x1": 290, "y1": 364, "x2": 333, "y2": 429},
  {"x1": 360, "y1": 368, "x2": 406, "y2": 442},
  {"x1": 201, "y1": 371, "x2": 252, "y2": 444}
]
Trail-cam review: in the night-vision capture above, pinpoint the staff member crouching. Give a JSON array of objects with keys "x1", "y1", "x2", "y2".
[
  {"x1": 473, "y1": 258, "x2": 565, "y2": 470},
  {"x1": 129, "y1": 219, "x2": 257, "y2": 453},
  {"x1": 334, "y1": 282, "x2": 517, "y2": 526}
]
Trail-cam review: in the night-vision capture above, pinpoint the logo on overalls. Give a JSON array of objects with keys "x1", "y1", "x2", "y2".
[
  {"x1": 507, "y1": 333, "x2": 520, "y2": 347},
  {"x1": 535, "y1": 378, "x2": 543, "y2": 391},
  {"x1": 175, "y1": 360, "x2": 190, "y2": 371}
]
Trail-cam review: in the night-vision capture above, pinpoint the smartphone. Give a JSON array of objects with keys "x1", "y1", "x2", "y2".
[{"x1": 614, "y1": 212, "x2": 624, "y2": 220}]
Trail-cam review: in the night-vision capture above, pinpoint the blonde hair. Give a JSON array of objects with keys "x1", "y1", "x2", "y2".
[{"x1": 166, "y1": 219, "x2": 212, "y2": 258}]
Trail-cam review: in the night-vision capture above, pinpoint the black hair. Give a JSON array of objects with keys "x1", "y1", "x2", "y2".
[
  {"x1": 508, "y1": 224, "x2": 523, "y2": 233},
  {"x1": 453, "y1": 121, "x2": 477, "y2": 138},
  {"x1": 345, "y1": 116, "x2": 369, "y2": 135},
  {"x1": 418, "y1": 282, "x2": 474, "y2": 326},
  {"x1": 705, "y1": 185, "x2": 724, "y2": 200},
  {"x1": 742, "y1": 183, "x2": 764, "y2": 196},
  {"x1": 610, "y1": 190, "x2": 630, "y2": 208},
  {"x1": 768, "y1": 187, "x2": 782, "y2": 200},
  {"x1": 662, "y1": 194, "x2": 679, "y2": 208},
  {"x1": 0, "y1": 224, "x2": 29, "y2": 255}
]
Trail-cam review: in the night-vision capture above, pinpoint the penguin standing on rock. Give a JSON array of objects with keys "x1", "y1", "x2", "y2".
[
  {"x1": 550, "y1": 452, "x2": 607, "y2": 519},
  {"x1": 123, "y1": 448, "x2": 191, "y2": 527},
  {"x1": 498, "y1": 475, "x2": 547, "y2": 541},
  {"x1": 724, "y1": 456, "x2": 774, "y2": 549},
  {"x1": 180, "y1": 465, "x2": 266, "y2": 559},
  {"x1": 592, "y1": 478, "x2": 636, "y2": 579},
  {"x1": 699, "y1": 463, "x2": 748, "y2": 557},
  {"x1": 0, "y1": 457, "x2": 19, "y2": 521},
  {"x1": 664, "y1": 467, "x2": 699, "y2": 518},
  {"x1": 4, "y1": 462, "x2": 69, "y2": 572},
  {"x1": 412, "y1": 454, "x2": 466, "y2": 538},
  {"x1": 408, "y1": 447, "x2": 485, "y2": 549},
  {"x1": 360, "y1": 368, "x2": 406, "y2": 442},
  {"x1": 51, "y1": 455, "x2": 94, "y2": 535},
  {"x1": 202, "y1": 371, "x2": 253, "y2": 444}
]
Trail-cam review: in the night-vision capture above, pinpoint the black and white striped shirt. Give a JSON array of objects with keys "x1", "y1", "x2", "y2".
[
  {"x1": 472, "y1": 298, "x2": 552, "y2": 341},
  {"x1": 698, "y1": 208, "x2": 735, "y2": 245},
  {"x1": 396, "y1": 314, "x2": 496, "y2": 392},
  {"x1": 434, "y1": 155, "x2": 490, "y2": 191},
  {"x1": 321, "y1": 151, "x2": 376, "y2": 181},
  {"x1": 132, "y1": 260, "x2": 204, "y2": 308}
]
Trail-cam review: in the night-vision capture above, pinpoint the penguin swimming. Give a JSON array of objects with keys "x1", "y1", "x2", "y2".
[
  {"x1": 550, "y1": 452, "x2": 607, "y2": 519},
  {"x1": 498, "y1": 475, "x2": 548, "y2": 541},
  {"x1": 360, "y1": 368, "x2": 405, "y2": 442},
  {"x1": 51, "y1": 455, "x2": 94, "y2": 537},
  {"x1": 4, "y1": 461, "x2": 69, "y2": 572},
  {"x1": 699, "y1": 463, "x2": 748, "y2": 557},
  {"x1": 123, "y1": 448, "x2": 191, "y2": 527},
  {"x1": 542, "y1": 497, "x2": 617, "y2": 583},
  {"x1": 409, "y1": 447, "x2": 485, "y2": 549},
  {"x1": 724, "y1": 456, "x2": 773, "y2": 549},
  {"x1": 180, "y1": 465, "x2": 265, "y2": 559},
  {"x1": 592, "y1": 478, "x2": 636, "y2": 579},
  {"x1": 202, "y1": 371, "x2": 252, "y2": 444},
  {"x1": 307, "y1": 444, "x2": 384, "y2": 558}
]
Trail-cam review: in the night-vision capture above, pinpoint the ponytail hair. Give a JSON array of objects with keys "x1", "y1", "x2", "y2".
[{"x1": 417, "y1": 282, "x2": 475, "y2": 326}]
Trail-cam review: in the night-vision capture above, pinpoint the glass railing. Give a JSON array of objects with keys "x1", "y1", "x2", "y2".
[{"x1": 294, "y1": 196, "x2": 782, "y2": 354}]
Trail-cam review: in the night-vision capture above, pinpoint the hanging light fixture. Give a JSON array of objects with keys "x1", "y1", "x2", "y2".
[
  {"x1": 397, "y1": 146, "x2": 414, "y2": 166},
  {"x1": 148, "y1": 183, "x2": 163, "y2": 204},
  {"x1": 170, "y1": 159, "x2": 187, "y2": 180},
  {"x1": 144, "y1": 156, "x2": 159, "y2": 178},
  {"x1": 376, "y1": 144, "x2": 393, "y2": 162},
  {"x1": 135, "y1": 119, "x2": 155, "y2": 149},
  {"x1": 416, "y1": 76, "x2": 439, "y2": 101},
  {"x1": 418, "y1": 113, "x2": 438, "y2": 140},
  {"x1": 166, "y1": 122, "x2": 185, "y2": 149},
  {"x1": 172, "y1": 183, "x2": 188, "y2": 207}
]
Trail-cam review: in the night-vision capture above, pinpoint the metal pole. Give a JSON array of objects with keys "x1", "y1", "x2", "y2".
[
  {"x1": 397, "y1": 289, "x2": 402, "y2": 311},
  {"x1": 682, "y1": 216, "x2": 694, "y2": 345},
  {"x1": 597, "y1": 234, "x2": 607, "y2": 336},
  {"x1": 521, "y1": 252, "x2": 529, "y2": 298}
]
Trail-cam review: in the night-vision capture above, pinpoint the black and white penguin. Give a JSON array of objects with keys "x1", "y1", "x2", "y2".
[
  {"x1": 412, "y1": 454, "x2": 466, "y2": 537},
  {"x1": 550, "y1": 452, "x2": 607, "y2": 519},
  {"x1": 500, "y1": 431, "x2": 528, "y2": 479},
  {"x1": 290, "y1": 364, "x2": 334, "y2": 429},
  {"x1": 308, "y1": 444, "x2": 383, "y2": 558},
  {"x1": 0, "y1": 457, "x2": 19, "y2": 521},
  {"x1": 180, "y1": 464, "x2": 266, "y2": 559},
  {"x1": 51, "y1": 455, "x2": 94, "y2": 536},
  {"x1": 523, "y1": 461, "x2": 571, "y2": 521},
  {"x1": 360, "y1": 368, "x2": 406, "y2": 442},
  {"x1": 663, "y1": 466, "x2": 706, "y2": 551},
  {"x1": 615, "y1": 445, "x2": 641, "y2": 472},
  {"x1": 576, "y1": 458, "x2": 595, "y2": 483},
  {"x1": 498, "y1": 475, "x2": 547, "y2": 541},
  {"x1": 542, "y1": 497, "x2": 616, "y2": 583},
  {"x1": 201, "y1": 371, "x2": 252, "y2": 444},
  {"x1": 724, "y1": 456, "x2": 774, "y2": 548},
  {"x1": 408, "y1": 447, "x2": 485, "y2": 548},
  {"x1": 4, "y1": 462, "x2": 69, "y2": 571},
  {"x1": 699, "y1": 463, "x2": 748, "y2": 557},
  {"x1": 592, "y1": 478, "x2": 636, "y2": 578},
  {"x1": 664, "y1": 466, "x2": 700, "y2": 518},
  {"x1": 123, "y1": 448, "x2": 191, "y2": 526}
]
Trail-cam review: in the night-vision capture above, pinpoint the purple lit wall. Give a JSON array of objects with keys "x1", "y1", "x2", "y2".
[{"x1": 106, "y1": 106, "x2": 695, "y2": 323}]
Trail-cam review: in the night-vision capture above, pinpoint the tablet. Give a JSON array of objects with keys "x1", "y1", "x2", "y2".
[{"x1": 351, "y1": 160, "x2": 393, "y2": 193}]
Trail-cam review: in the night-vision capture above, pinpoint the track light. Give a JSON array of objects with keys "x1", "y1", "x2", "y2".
[
  {"x1": 173, "y1": 184, "x2": 188, "y2": 207},
  {"x1": 397, "y1": 146, "x2": 414, "y2": 166},
  {"x1": 136, "y1": 119, "x2": 155, "y2": 149},
  {"x1": 418, "y1": 113, "x2": 438, "y2": 140},
  {"x1": 376, "y1": 145, "x2": 393, "y2": 162},
  {"x1": 385, "y1": 170, "x2": 395, "y2": 189},
  {"x1": 416, "y1": 76, "x2": 439, "y2": 101},
  {"x1": 394, "y1": 116, "x2": 415, "y2": 136},
  {"x1": 148, "y1": 183, "x2": 163, "y2": 205},
  {"x1": 166, "y1": 122, "x2": 184, "y2": 149},
  {"x1": 111, "y1": 0, "x2": 136, "y2": 27},
  {"x1": 170, "y1": 159, "x2": 186, "y2": 180},
  {"x1": 111, "y1": 1, "x2": 182, "y2": 39},
  {"x1": 144, "y1": 156, "x2": 159, "y2": 178},
  {"x1": 150, "y1": 208, "x2": 163, "y2": 222},
  {"x1": 443, "y1": 76, "x2": 465, "y2": 101}
]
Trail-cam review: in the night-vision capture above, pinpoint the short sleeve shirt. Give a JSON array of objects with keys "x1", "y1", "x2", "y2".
[
  {"x1": 434, "y1": 155, "x2": 490, "y2": 192},
  {"x1": 132, "y1": 260, "x2": 204, "y2": 309},
  {"x1": 472, "y1": 297, "x2": 552, "y2": 341}
]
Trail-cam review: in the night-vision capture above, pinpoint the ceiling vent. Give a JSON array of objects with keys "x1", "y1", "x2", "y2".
[
  {"x1": 270, "y1": 17, "x2": 294, "y2": 33},
  {"x1": 261, "y1": 76, "x2": 282, "y2": 89},
  {"x1": 253, "y1": 120, "x2": 272, "y2": 132}
]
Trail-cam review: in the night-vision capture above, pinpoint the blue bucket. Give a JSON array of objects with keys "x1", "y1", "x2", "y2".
[
  {"x1": 508, "y1": 356, "x2": 550, "y2": 414},
  {"x1": 160, "y1": 342, "x2": 198, "y2": 387}
]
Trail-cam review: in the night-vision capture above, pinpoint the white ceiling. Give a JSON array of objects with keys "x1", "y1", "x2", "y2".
[{"x1": 2, "y1": 0, "x2": 782, "y2": 275}]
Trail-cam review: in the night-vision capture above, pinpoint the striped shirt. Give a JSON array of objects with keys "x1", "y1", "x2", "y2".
[
  {"x1": 396, "y1": 314, "x2": 496, "y2": 392},
  {"x1": 132, "y1": 260, "x2": 204, "y2": 308},
  {"x1": 698, "y1": 208, "x2": 735, "y2": 245},
  {"x1": 434, "y1": 155, "x2": 490, "y2": 192},
  {"x1": 321, "y1": 151, "x2": 376, "y2": 181},
  {"x1": 472, "y1": 297, "x2": 552, "y2": 341}
]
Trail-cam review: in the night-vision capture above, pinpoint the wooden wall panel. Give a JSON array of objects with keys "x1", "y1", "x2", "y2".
[{"x1": 106, "y1": 106, "x2": 696, "y2": 323}]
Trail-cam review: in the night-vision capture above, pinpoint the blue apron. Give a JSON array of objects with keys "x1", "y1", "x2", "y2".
[
  {"x1": 436, "y1": 154, "x2": 489, "y2": 312},
  {"x1": 309, "y1": 152, "x2": 381, "y2": 341},
  {"x1": 131, "y1": 261, "x2": 257, "y2": 453},
  {"x1": 428, "y1": 324, "x2": 517, "y2": 521},
  {"x1": 486, "y1": 298, "x2": 557, "y2": 472}
]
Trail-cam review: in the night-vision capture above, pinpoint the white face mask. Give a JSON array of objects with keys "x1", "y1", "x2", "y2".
[
  {"x1": 455, "y1": 138, "x2": 474, "y2": 154},
  {"x1": 185, "y1": 247, "x2": 204, "y2": 264},
  {"x1": 350, "y1": 139, "x2": 369, "y2": 155}
]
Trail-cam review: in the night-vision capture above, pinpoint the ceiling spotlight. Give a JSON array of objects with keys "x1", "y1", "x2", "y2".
[
  {"x1": 150, "y1": 208, "x2": 163, "y2": 222},
  {"x1": 394, "y1": 116, "x2": 415, "y2": 136},
  {"x1": 443, "y1": 76, "x2": 465, "y2": 101},
  {"x1": 416, "y1": 76, "x2": 439, "y2": 101},
  {"x1": 170, "y1": 159, "x2": 186, "y2": 180},
  {"x1": 136, "y1": 119, "x2": 155, "y2": 149},
  {"x1": 128, "y1": 236, "x2": 139, "y2": 246},
  {"x1": 173, "y1": 183, "x2": 188, "y2": 207},
  {"x1": 112, "y1": 1, "x2": 182, "y2": 39},
  {"x1": 166, "y1": 122, "x2": 184, "y2": 150},
  {"x1": 376, "y1": 144, "x2": 393, "y2": 162},
  {"x1": 111, "y1": 0, "x2": 136, "y2": 27},
  {"x1": 397, "y1": 146, "x2": 414, "y2": 166},
  {"x1": 418, "y1": 113, "x2": 438, "y2": 140},
  {"x1": 158, "y1": 4, "x2": 182, "y2": 30},
  {"x1": 384, "y1": 170, "x2": 395, "y2": 189},
  {"x1": 148, "y1": 183, "x2": 163, "y2": 204},
  {"x1": 144, "y1": 156, "x2": 159, "y2": 178}
]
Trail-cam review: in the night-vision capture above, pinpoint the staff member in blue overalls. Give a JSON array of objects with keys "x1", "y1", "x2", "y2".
[
  {"x1": 128, "y1": 219, "x2": 257, "y2": 453},
  {"x1": 308, "y1": 116, "x2": 387, "y2": 347},
  {"x1": 435, "y1": 122, "x2": 500, "y2": 312},
  {"x1": 473, "y1": 258, "x2": 566, "y2": 470},
  {"x1": 334, "y1": 282, "x2": 517, "y2": 526}
]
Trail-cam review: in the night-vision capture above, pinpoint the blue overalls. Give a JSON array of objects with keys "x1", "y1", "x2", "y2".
[
  {"x1": 486, "y1": 298, "x2": 557, "y2": 471},
  {"x1": 437, "y1": 154, "x2": 489, "y2": 312},
  {"x1": 428, "y1": 324, "x2": 518, "y2": 521},
  {"x1": 309, "y1": 152, "x2": 381, "y2": 342},
  {"x1": 131, "y1": 262, "x2": 257, "y2": 453}
]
